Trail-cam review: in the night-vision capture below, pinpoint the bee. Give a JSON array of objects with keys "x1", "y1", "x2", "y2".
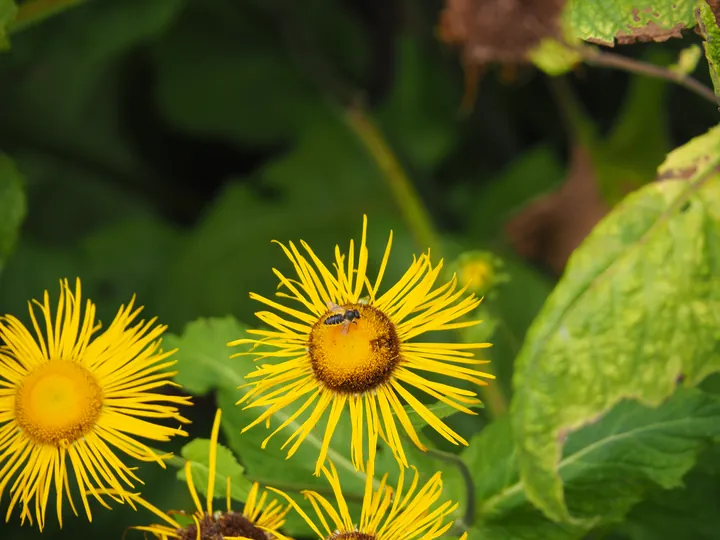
[{"x1": 324, "y1": 301, "x2": 361, "y2": 335}]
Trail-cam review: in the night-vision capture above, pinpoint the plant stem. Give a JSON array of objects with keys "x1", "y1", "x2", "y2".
[
  {"x1": 423, "y1": 446, "x2": 477, "y2": 530},
  {"x1": 9, "y1": 0, "x2": 86, "y2": 33},
  {"x1": 344, "y1": 106, "x2": 443, "y2": 258},
  {"x1": 579, "y1": 48, "x2": 719, "y2": 106}
]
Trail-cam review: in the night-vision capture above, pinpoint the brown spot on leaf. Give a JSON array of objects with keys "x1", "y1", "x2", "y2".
[
  {"x1": 615, "y1": 6, "x2": 688, "y2": 44},
  {"x1": 505, "y1": 144, "x2": 611, "y2": 275},
  {"x1": 657, "y1": 163, "x2": 720, "y2": 182},
  {"x1": 438, "y1": 0, "x2": 566, "y2": 65}
]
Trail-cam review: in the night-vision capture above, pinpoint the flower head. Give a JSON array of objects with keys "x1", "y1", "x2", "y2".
[
  {"x1": 229, "y1": 216, "x2": 494, "y2": 475},
  {"x1": 0, "y1": 278, "x2": 191, "y2": 529},
  {"x1": 124, "y1": 408, "x2": 293, "y2": 540},
  {"x1": 270, "y1": 441, "x2": 466, "y2": 540}
]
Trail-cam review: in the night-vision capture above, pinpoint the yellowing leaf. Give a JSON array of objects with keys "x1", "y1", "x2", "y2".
[
  {"x1": 510, "y1": 124, "x2": 720, "y2": 523},
  {"x1": 696, "y1": 0, "x2": 720, "y2": 99}
]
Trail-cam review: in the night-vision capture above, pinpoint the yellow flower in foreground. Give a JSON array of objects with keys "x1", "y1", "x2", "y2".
[
  {"x1": 123, "y1": 408, "x2": 293, "y2": 540},
  {"x1": 229, "y1": 215, "x2": 494, "y2": 475},
  {"x1": 270, "y1": 442, "x2": 466, "y2": 540},
  {"x1": 0, "y1": 278, "x2": 191, "y2": 530}
]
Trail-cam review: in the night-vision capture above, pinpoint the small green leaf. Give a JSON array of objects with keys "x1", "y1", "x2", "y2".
[
  {"x1": 0, "y1": 0, "x2": 17, "y2": 50},
  {"x1": 528, "y1": 39, "x2": 583, "y2": 76},
  {"x1": 669, "y1": 44, "x2": 703, "y2": 77},
  {"x1": 511, "y1": 125, "x2": 720, "y2": 523},
  {"x1": 696, "y1": 1, "x2": 720, "y2": 99},
  {"x1": 0, "y1": 154, "x2": 26, "y2": 272},
  {"x1": 163, "y1": 316, "x2": 249, "y2": 396},
  {"x1": 567, "y1": 0, "x2": 696, "y2": 46},
  {"x1": 455, "y1": 389, "x2": 720, "y2": 540},
  {"x1": 178, "y1": 438, "x2": 253, "y2": 503}
]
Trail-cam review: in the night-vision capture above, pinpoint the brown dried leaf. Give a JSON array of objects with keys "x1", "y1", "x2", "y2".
[{"x1": 438, "y1": 0, "x2": 566, "y2": 65}]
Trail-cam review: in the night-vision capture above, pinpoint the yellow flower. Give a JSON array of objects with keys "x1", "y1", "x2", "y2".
[
  {"x1": 0, "y1": 278, "x2": 191, "y2": 530},
  {"x1": 269, "y1": 441, "x2": 466, "y2": 540},
  {"x1": 123, "y1": 408, "x2": 293, "y2": 540},
  {"x1": 229, "y1": 215, "x2": 494, "y2": 475}
]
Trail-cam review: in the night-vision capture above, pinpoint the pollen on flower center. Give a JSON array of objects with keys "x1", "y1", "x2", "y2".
[
  {"x1": 14, "y1": 360, "x2": 103, "y2": 447},
  {"x1": 308, "y1": 304, "x2": 400, "y2": 394}
]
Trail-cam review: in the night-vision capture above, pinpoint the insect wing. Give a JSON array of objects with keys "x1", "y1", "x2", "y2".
[{"x1": 327, "y1": 301, "x2": 345, "y2": 313}]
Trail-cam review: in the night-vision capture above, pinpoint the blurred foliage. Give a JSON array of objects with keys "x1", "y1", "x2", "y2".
[{"x1": 0, "y1": 0, "x2": 719, "y2": 539}]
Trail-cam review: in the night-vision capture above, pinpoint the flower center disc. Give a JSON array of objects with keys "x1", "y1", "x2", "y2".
[
  {"x1": 15, "y1": 360, "x2": 103, "y2": 447},
  {"x1": 329, "y1": 533, "x2": 376, "y2": 540},
  {"x1": 308, "y1": 304, "x2": 400, "y2": 394},
  {"x1": 179, "y1": 512, "x2": 268, "y2": 540}
]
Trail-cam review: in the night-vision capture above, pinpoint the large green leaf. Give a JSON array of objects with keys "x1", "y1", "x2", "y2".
[
  {"x1": 697, "y1": 0, "x2": 720, "y2": 99},
  {"x1": 0, "y1": 154, "x2": 26, "y2": 274},
  {"x1": 567, "y1": 0, "x2": 696, "y2": 46},
  {"x1": 453, "y1": 389, "x2": 720, "y2": 540},
  {"x1": 153, "y1": 0, "x2": 324, "y2": 145},
  {"x1": 620, "y1": 447, "x2": 720, "y2": 539},
  {"x1": 154, "y1": 106, "x2": 415, "y2": 329},
  {"x1": 163, "y1": 316, "x2": 248, "y2": 396},
  {"x1": 511, "y1": 124, "x2": 720, "y2": 523}
]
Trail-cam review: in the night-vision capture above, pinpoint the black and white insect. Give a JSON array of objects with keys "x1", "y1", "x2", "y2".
[{"x1": 324, "y1": 301, "x2": 361, "y2": 335}]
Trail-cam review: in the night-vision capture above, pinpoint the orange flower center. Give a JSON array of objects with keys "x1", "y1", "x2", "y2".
[
  {"x1": 14, "y1": 360, "x2": 103, "y2": 447},
  {"x1": 308, "y1": 304, "x2": 400, "y2": 394},
  {"x1": 329, "y1": 533, "x2": 375, "y2": 540}
]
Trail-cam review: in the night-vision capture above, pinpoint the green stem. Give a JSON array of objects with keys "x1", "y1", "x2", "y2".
[
  {"x1": 344, "y1": 106, "x2": 443, "y2": 258},
  {"x1": 423, "y1": 446, "x2": 476, "y2": 531},
  {"x1": 9, "y1": 0, "x2": 87, "y2": 33}
]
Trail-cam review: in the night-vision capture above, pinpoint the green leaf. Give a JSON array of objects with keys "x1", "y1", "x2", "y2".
[
  {"x1": 375, "y1": 34, "x2": 460, "y2": 172},
  {"x1": 154, "y1": 107, "x2": 414, "y2": 329},
  {"x1": 528, "y1": 39, "x2": 583, "y2": 77},
  {"x1": 154, "y1": 1, "x2": 324, "y2": 145},
  {"x1": 0, "y1": 154, "x2": 26, "y2": 272},
  {"x1": 0, "y1": 0, "x2": 16, "y2": 50},
  {"x1": 621, "y1": 456, "x2": 720, "y2": 539},
  {"x1": 592, "y1": 50, "x2": 672, "y2": 206},
  {"x1": 455, "y1": 389, "x2": 720, "y2": 540},
  {"x1": 511, "y1": 124, "x2": 720, "y2": 523},
  {"x1": 696, "y1": 0, "x2": 720, "y2": 99},
  {"x1": 669, "y1": 44, "x2": 703, "y2": 77},
  {"x1": 179, "y1": 438, "x2": 253, "y2": 503},
  {"x1": 163, "y1": 316, "x2": 249, "y2": 396},
  {"x1": 567, "y1": 0, "x2": 696, "y2": 46}
]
